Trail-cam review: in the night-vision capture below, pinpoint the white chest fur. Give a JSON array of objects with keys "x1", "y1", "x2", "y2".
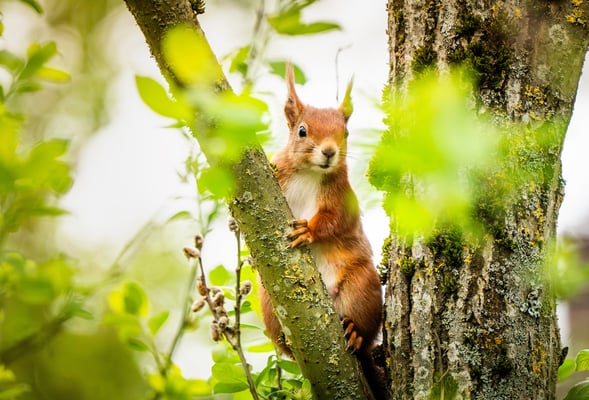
[
  {"x1": 283, "y1": 172, "x2": 321, "y2": 221},
  {"x1": 284, "y1": 172, "x2": 338, "y2": 296}
]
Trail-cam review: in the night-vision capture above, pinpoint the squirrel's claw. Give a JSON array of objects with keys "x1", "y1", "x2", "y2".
[
  {"x1": 288, "y1": 231, "x2": 314, "y2": 248},
  {"x1": 287, "y1": 219, "x2": 314, "y2": 247},
  {"x1": 289, "y1": 219, "x2": 308, "y2": 229},
  {"x1": 342, "y1": 317, "x2": 363, "y2": 353}
]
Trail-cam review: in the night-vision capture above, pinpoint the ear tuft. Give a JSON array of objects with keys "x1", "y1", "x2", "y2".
[
  {"x1": 339, "y1": 78, "x2": 353, "y2": 121},
  {"x1": 284, "y1": 63, "x2": 304, "y2": 129}
]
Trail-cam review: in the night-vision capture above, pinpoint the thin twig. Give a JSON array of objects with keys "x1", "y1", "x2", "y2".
[
  {"x1": 335, "y1": 44, "x2": 352, "y2": 102},
  {"x1": 243, "y1": 0, "x2": 268, "y2": 86},
  {"x1": 164, "y1": 250, "x2": 199, "y2": 372},
  {"x1": 227, "y1": 227, "x2": 260, "y2": 400}
]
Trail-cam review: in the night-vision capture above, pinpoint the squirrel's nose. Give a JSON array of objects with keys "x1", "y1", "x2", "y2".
[{"x1": 322, "y1": 147, "x2": 336, "y2": 159}]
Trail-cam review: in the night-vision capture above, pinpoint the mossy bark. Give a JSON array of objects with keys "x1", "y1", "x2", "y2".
[
  {"x1": 385, "y1": 0, "x2": 589, "y2": 399},
  {"x1": 123, "y1": 1, "x2": 370, "y2": 399}
]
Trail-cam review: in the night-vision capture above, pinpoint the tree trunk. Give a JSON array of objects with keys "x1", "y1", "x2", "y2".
[
  {"x1": 384, "y1": 1, "x2": 589, "y2": 399},
  {"x1": 123, "y1": 1, "x2": 370, "y2": 399}
]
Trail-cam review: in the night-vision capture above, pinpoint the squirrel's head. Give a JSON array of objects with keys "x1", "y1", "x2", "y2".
[{"x1": 284, "y1": 64, "x2": 353, "y2": 174}]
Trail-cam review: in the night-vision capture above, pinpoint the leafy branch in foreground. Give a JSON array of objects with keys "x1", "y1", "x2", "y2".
[
  {"x1": 186, "y1": 224, "x2": 259, "y2": 399},
  {"x1": 186, "y1": 220, "x2": 311, "y2": 400},
  {"x1": 558, "y1": 349, "x2": 589, "y2": 400}
]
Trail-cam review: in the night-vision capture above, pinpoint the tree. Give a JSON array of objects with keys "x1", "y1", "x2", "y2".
[{"x1": 378, "y1": 1, "x2": 589, "y2": 398}]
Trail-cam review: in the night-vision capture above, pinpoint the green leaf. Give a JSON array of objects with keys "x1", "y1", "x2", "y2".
[
  {"x1": 166, "y1": 210, "x2": 192, "y2": 223},
  {"x1": 559, "y1": 359, "x2": 576, "y2": 381},
  {"x1": 20, "y1": 0, "x2": 43, "y2": 13},
  {"x1": 123, "y1": 282, "x2": 149, "y2": 316},
  {"x1": 69, "y1": 307, "x2": 94, "y2": 320},
  {"x1": 268, "y1": 61, "x2": 306, "y2": 84},
  {"x1": 103, "y1": 314, "x2": 143, "y2": 341},
  {"x1": 21, "y1": 42, "x2": 57, "y2": 80},
  {"x1": 0, "y1": 384, "x2": 30, "y2": 400},
  {"x1": 300, "y1": 379, "x2": 313, "y2": 400},
  {"x1": 211, "y1": 343, "x2": 241, "y2": 363},
  {"x1": 108, "y1": 282, "x2": 149, "y2": 317},
  {"x1": 148, "y1": 311, "x2": 170, "y2": 335},
  {"x1": 228, "y1": 46, "x2": 250, "y2": 77},
  {"x1": 126, "y1": 337, "x2": 149, "y2": 352},
  {"x1": 214, "y1": 382, "x2": 249, "y2": 394},
  {"x1": 13, "y1": 81, "x2": 42, "y2": 94},
  {"x1": 0, "y1": 365, "x2": 16, "y2": 383},
  {"x1": 212, "y1": 363, "x2": 248, "y2": 393},
  {"x1": 240, "y1": 300, "x2": 252, "y2": 314},
  {"x1": 247, "y1": 342, "x2": 275, "y2": 353},
  {"x1": 35, "y1": 66, "x2": 70, "y2": 82},
  {"x1": 198, "y1": 166, "x2": 235, "y2": 199},
  {"x1": 565, "y1": 379, "x2": 589, "y2": 400},
  {"x1": 576, "y1": 349, "x2": 589, "y2": 371},
  {"x1": 18, "y1": 278, "x2": 55, "y2": 304},
  {"x1": 209, "y1": 265, "x2": 232, "y2": 286},
  {"x1": 277, "y1": 359, "x2": 301, "y2": 375},
  {"x1": 267, "y1": 11, "x2": 340, "y2": 36},
  {"x1": 0, "y1": 50, "x2": 24, "y2": 73},
  {"x1": 162, "y1": 25, "x2": 224, "y2": 86},
  {"x1": 135, "y1": 75, "x2": 192, "y2": 121},
  {"x1": 185, "y1": 379, "x2": 212, "y2": 396},
  {"x1": 20, "y1": 138, "x2": 72, "y2": 193},
  {"x1": 293, "y1": 21, "x2": 341, "y2": 35}
]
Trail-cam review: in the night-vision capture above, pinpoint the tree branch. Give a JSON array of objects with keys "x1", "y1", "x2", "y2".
[{"x1": 122, "y1": 1, "x2": 369, "y2": 398}]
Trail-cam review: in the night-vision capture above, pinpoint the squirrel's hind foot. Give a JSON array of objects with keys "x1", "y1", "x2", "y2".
[{"x1": 342, "y1": 317, "x2": 364, "y2": 353}]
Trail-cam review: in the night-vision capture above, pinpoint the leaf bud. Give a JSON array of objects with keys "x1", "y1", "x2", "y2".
[
  {"x1": 213, "y1": 291, "x2": 224, "y2": 307},
  {"x1": 210, "y1": 321, "x2": 220, "y2": 341},
  {"x1": 194, "y1": 234, "x2": 204, "y2": 250},
  {"x1": 240, "y1": 280, "x2": 252, "y2": 296},
  {"x1": 183, "y1": 247, "x2": 201, "y2": 260},
  {"x1": 228, "y1": 217, "x2": 239, "y2": 233},
  {"x1": 197, "y1": 276, "x2": 207, "y2": 296},
  {"x1": 191, "y1": 298, "x2": 206, "y2": 312},
  {"x1": 218, "y1": 315, "x2": 229, "y2": 331}
]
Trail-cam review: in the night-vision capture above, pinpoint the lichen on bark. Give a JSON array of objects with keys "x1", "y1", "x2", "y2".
[{"x1": 384, "y1": 0, "x2": 589, "y2": 398}]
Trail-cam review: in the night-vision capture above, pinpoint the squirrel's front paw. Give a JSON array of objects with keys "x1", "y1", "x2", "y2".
[
  {"x1": 287, "y1": 219, "x2": 314, "y2": 248},
  {"x1": 342, "y1": 317, "x2": 364, "y2": 353}
]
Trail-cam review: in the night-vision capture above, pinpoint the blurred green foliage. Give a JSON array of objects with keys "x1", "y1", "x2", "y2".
[
  {"x1": 369, "y1": 70, "x2": 497, "y2": 237},
  {"x1": 0, "y1": 2, "x2": 146, "y2": 399},
  {"x1": 0, "y1": 0, "x2": 342, "y2": 398},
  {"x1": 559, "y1": 349, "x2": 589, "y2": 400}
]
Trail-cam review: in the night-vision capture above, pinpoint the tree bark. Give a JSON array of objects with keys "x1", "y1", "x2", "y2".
[
  {"x1": 123, "y1": 1, "x2": 370, "y2": 399},
  {"x1": 384, "y1": 0, "x2": 589, "y2": 399}
]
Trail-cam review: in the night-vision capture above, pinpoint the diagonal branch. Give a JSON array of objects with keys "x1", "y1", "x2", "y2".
[{"x1": 122, "y1": 1, "x2": 370, "y2": 399}]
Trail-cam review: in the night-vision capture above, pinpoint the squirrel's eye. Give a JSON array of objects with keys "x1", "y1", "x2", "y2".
[{"x1": 298, "y1": 125, "x2": 307, "y2": 137}]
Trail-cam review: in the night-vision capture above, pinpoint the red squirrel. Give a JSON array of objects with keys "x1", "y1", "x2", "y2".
[{"x1": 259, "y1": 64, "x2": 384, "y2": 397}]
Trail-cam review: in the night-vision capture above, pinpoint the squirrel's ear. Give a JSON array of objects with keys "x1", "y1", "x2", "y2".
[
  {"x1": 284, "y1": 63, "x2": 304, "y2": 129},
  {"x1": 339, "y1": 78, "x2": 353, "y2": 121}
]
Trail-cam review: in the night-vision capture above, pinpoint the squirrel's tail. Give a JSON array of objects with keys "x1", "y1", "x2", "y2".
[{"x1": 358, "y1": 350, "x2": 387, "y2": 400}]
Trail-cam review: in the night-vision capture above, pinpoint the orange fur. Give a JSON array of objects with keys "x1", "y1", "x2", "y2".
[{"x1": 259, "y1": 65, "x2": 383, "y2": 361}]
